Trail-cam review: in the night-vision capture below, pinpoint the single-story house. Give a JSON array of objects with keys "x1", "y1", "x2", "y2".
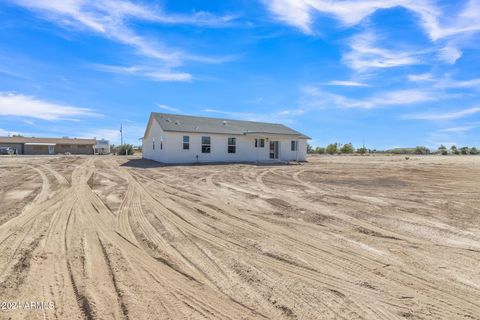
[
  {"x1": 0, "y1": 137, "x2": 96, "y2": 155},
  {"x1": 94, "y1": 139, "x2": 111, "y2": 154},
  {"x1": 142, "y1": 113, "x2": 310, "y2": 163}
]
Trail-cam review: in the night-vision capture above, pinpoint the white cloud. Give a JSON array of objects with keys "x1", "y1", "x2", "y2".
[
  {"x1": 437, "y1": 77, "x2": 480, "y2": 89},
  {"x1": 440, "y1": 125, "x2": 476, "y2": 133},
  {"x1": 263, "y1": 0, "x2": 480, "y2": 41},
  {"x1": 93, "y1": 64, "x2": 192, "y2": 82},
  {"x1": 325, "y1": 80, "x2": 370, "y2": 87},
  {"x1": 408, "y1": 73, "x2": 434, "y2": 82},
  {"x1": 79, "y1": 128, "x2": 120, "y2": 141},
  {"x1": 303, "y1": 86, "x2": 437, "y2": 109},
  {"x1": 202, "y1": 108, "x2": 304, "y2": 123},
  {"x1": 342, "y1": 32, "x2": 421, "y2": 71},
  {"x1": 79, "y1": 124, "x2": 145, "y2": 144},
  {"x1": 0, "y1": 128, "x2": 20, "y2": 136},
  {"x1": 0, "y1": 92, "x2": 98, "y2": 120},
  {"x1": 401, "y1": 106, "x2": 480, "y2": 121},
  {"x1": 408, "y1": 73, "x2": 480, "y2": 89},
  {"x1": 157, "y1": 104, "x2": 181, "y2": 113},
  {"x1": 11, "y1": 0, "x2": 235, "y2": 69},
  {"x1": 437, "y1": 46, "x2": 462, "y2": 64}
]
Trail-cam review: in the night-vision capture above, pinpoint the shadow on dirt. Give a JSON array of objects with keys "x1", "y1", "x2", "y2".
[{"x1": 120, "y1": 158, "x2": 303, "y2": 168}]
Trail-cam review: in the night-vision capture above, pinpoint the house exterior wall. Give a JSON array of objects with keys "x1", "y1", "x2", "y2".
[
  {"x1": 56, "y1": 144, "x2": 94, "y2": 154},
  {"x1": 143, "y1": 128, "x2": 308, "y2": 163},
  {"x1": 0, "y1": 143, "x2": 23, "y2": 154},
  {"x1": 22, "y1": 144, "x2": 94, "y2": 155},
  {"x1": 142, "y1": 119, "x2": 167, "y2": 162},
  {"x1": 24, "y1": 145, "x2": 51, "y2": 155}
]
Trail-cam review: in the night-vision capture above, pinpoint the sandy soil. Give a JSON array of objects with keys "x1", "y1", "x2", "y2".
[{"x1": 0, "y1": 155, "x2": 479, "y2": 319}]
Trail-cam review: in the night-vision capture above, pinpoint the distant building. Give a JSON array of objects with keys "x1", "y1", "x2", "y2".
[
  {"x1": 0, "y1": 137, "x2": 96, "y2": 155},
  {"x1": 142, "y1": 113, "x2": 310, "y2": 163},
  {"x1": 94, "y1": 139, "x2": 110, "y2": 154}
]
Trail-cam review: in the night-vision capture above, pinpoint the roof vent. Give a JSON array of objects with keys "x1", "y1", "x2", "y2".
[
  {"x1": 194, "y1": 126, "x2": 198, "y2": 131},
  {"x1": 166, "y1": 118, "x2": 171, "y2": 122},
  {"x1": 223, "y1": 120, "x2": 228, "y2": 125},
  {"x1": 175, "y1": 120, "x2": 180, "y2": 125}
]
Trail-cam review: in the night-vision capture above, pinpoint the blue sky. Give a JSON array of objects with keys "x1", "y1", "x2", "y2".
[{"x1": 0, "y1": 0, "x2": 479, "y2": 149}]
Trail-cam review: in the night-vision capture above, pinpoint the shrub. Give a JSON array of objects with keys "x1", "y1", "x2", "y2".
[
  {"x1": 450, "y1": 145, "x2": 459, "y2": 155},
  {"x1": 438, "y1": 144, "x2": 448, "y2": 155},
  {"x1": 325, "y1": 143, "x2": 338, "y2": 155},
  {"x1": 340, "y1": 142, "x2": 354, "y2": 154},
  {"x1": 315, "y1": 147, "x2": 325, "y2": 154},
  {"x1": 414, "y1": 146, "x2": 430, "y2": 154},
  {"x1": 117, "y1": 144, "x2": 133, "y2": 155},
  {"x1": 470, "y1": 147, "x2": 479, "y2": 155},
  {"x1": 460, "y1": 146, "x2": 469, "y2": 155},
  {"x1": 357, "y1": 146, "x2": 367, "y2": 154},
  {"x1": 307, "y1": 143, "x2": 314, "y2": 153}
]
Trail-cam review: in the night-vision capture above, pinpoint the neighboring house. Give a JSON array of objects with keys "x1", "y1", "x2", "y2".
[
  {"x1": 0, "y1": 137, "x2": 96, "y2": 155},
  {"x1": 94, "y1": 139, "x2": 110, "y2": 154},
  {"x1": 142, "y1": 113, "x2": 310, "y2": 163}
]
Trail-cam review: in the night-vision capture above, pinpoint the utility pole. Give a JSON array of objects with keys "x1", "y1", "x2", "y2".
[{"x1": 120, "y1": 124, "x2": 123, "y2": 145}]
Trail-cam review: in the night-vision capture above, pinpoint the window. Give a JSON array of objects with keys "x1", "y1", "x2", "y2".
[
  {"x1": 160, "y1": 142, "x2": 163, "y2": 150},
  {"x1": 228, "y1": 137, "x2": 236, "y2": 153},
  {"x1": 183, "y1": 136, "x2": 189, "y2": 150},
  {"x1": 152, "y1": 140, "x2": 155, "y2": 150},
  {"x1": 201, "y1": 136, "x2": 211, "y2": 153},
  {"x1": 291, "y1": 140, "x2": 298, "y2": 151},
  {"x1": 255, "y1": 138, "x2": 265, "y2": 148}
]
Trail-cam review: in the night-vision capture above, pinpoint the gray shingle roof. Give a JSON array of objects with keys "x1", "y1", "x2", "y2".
[{"x1": 151, "y1": 113, "x2": 310, "y2": 139}]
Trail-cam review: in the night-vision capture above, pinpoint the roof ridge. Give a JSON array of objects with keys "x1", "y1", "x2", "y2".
[{"x1": 151, "y1": 112, "x2": 284, "y2": 126}]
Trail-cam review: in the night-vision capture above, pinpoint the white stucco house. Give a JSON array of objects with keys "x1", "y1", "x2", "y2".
[{"x1": 142, "y1": 113, "x2": 310, "y2": 164}]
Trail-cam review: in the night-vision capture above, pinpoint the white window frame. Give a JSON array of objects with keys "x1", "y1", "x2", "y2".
[
  {"x1": 201, "y1": 136, "x2": 211, "y2": 153},
  {"x1": 228, "y1": 137, "x2": 236, "y2": 153}
]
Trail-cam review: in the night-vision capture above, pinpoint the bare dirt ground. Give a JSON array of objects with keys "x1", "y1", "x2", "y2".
[{"x1": 0, "y1": 155, "x2": 479, "y2": 320}]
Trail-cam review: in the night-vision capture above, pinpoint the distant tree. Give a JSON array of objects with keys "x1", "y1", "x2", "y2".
[
  {"x1": 470, "y1": 147, "x2": 479, "y2": 155},
  {"x1": 414, "y1": 146, "x2": 430, "y2": 154},
  {"x1": 450, "y1": 145, "x2": 459, "y2": 155},
  {"x1": 307, "y1": 143, "x2": 314, "y2": 153},
  {"x1": 315, "y1": 147, "x2": 325, "y2": 154},
  {"x1": 357, "y1": 146, "x2": 367, "y2": 154},
  {"x1": 438, "y1": 144, "x2": 448, "y2": 155},
  {"x1": 12, "y1": 134, "x2": 24, "y2": 137},
  {"x1": 340, "y1": 142, "x2": 354, "y2": 154},
  {"x1": 325, "y1": 143, "x2": 338, "y2": 155},
  {"x1": 460, "y1": 146, "x2": 469, "y2": 155},
  {"x1": 117, "y1": 144, "x2": 133, "y2": 155}
]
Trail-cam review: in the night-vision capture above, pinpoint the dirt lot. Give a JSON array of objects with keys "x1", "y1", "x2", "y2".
[{"x1": 0, "y1": 155, "x2": 479, "y2": 319}]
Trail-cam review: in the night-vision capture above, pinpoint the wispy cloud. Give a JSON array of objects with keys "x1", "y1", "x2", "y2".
[
  {"x1": 325, "y1": 80, "x2": 370, "y2": 87},
  {"x1": 437, "y1": 46, "x2": 462, "y2": 64},
  {"x1": 0, "y1": 128, "x2": 20, "y2": 136},
  {"x1": 401, "y1": 106, "x2": 480, "y2": 121},
  {"x1": 439, "y1": 125, "x2": 476, "y2": 133},
  {"x1": 262, "y1": 0, "x2": 480, "y2": 41},
  {"x1": 94, "y1": 64, "x2": 192, "y2": 82},
  {"x1": 0, "y1": 92, "x2": 98, "y2": 120},
  {"x1": 342, "y1": 32, "x2": 421, "y2": 71},
  {"x1": 303, "y1": 86, "x2": 438, "y2": 109},
  {"x1": 11, "y1": 0, "x2": 236, "y2": 77},
  {"x1": 78, "y1": 124, "x2": 145, "y2": 144},
  {"x1": 202, "y1": 108, "x2": 304, "y2": 123},
  {"x1": 408, "y1": 73, "x2": 435, "y2": 82},
  {"x1": 408, "y1": 73, "x2": 480, "y2": 89},
  {"x1": 157, "y1": 104, "x2": 181, "y2": 113}
]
